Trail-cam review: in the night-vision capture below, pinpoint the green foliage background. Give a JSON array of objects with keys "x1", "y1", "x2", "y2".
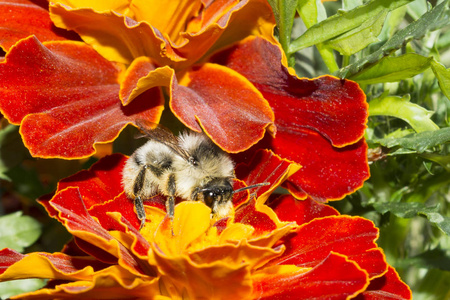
[
  {"x1": 0, "y1": 0, "x2": 449, "y2": 298},
  {"x1": 267, "y1": 0, "x2": 450, "y2": 298}
]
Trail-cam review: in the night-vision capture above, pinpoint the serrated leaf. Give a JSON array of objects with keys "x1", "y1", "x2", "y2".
[
  {"x1": 289, "y1": 0, "x2": 414, "y2": 54},
  {"x1": 430, "y1": 60, "x2": 450, "y2": 100},
  {"x1": 349, "y1": 53, "x2": 433, "y2": 84},
  {"x1": 369, "y1": 95, "x2": 439, "y2": 133},
  {"x1": 0, "y1": 279, "x2": 46, "y2": 300},
  {"x1": 338, "y1": 0, "x2": 449, "y2": 78},
  {"x1": 324, "y1": 9, "x2": 387, "y2": 56},
  {"x1": 373, "y1": 202, "x2": 450, "y2": 235},
  {"x1": 372, "y1": 127, "x2": 450, "y2": 153},
  {"x1": 0, "y1": 211, "x2": 42, "y2": 252}
]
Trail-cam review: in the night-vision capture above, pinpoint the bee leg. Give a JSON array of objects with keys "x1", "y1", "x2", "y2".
[
  {"x1": 134, "y1": 196, "x2": 146, "y2": 230},
  {"x1": 133, "y1": 165, "x2": 148, "y2": 230},
  {"x1": 166, "y1": 174, "x2": 176, "y2": 235},
  {"x1": 166, "y1": 196, "x2": 175, "y2": 221}
]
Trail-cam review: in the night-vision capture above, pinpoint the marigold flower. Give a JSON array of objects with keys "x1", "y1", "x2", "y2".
[
  {"x1": 0, "y1": 0, "x2": 369, "y2": 202},
  {"x1": 0, "y1": 152, "x2": 411, "y2": 299}
]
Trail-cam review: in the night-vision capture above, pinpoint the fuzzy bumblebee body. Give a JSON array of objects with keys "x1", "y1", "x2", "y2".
[{"x1": 122, "y1": 129, "x2": 235, "y2": 228}]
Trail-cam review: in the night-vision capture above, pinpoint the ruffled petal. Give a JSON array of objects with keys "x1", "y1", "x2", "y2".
[
  {"x1": 269, "y1": 195, "x2": 339, "y2": 224},
  {"x1": 234, "y1": 149, "x2": 300, "y2": 205},
  {"x1": 213, "y1": 36, "x2": 369, "y2": 200},
  {"x1": 252, "y1": 253, "x2": 369, "y2": 299},
  {"x1": 0, "y1": 0, "x2": 77, "y2": 52},
  {"x1": 10, "y1": 274, "x2": 163, "y2": 300},
  {"x1": 119, "y1": 57, "x2": 174, "y2": 105},
  {"x1": 44, "y1": 186, "x2": 145, "y2": 276},
  {"x1": 49, "y1": 3, "x2": 183, "y2": 65},
  {"x1": 355, "y1": 266, "x2": 412, "y2": 300},
  {"x1": 0, "y1": 248, "x2": 110, "y2": 281},
  {"x1": 171, "y1": 63, "x2": 275, "y2": 152},
  {"x1": 0, "y1": 37, "x2": 164, "y2": 158},
  {"x1": 269, "y1": 216, "x2": 387, "y2": 279}
]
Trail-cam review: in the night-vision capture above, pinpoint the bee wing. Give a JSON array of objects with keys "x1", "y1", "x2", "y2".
[{"x1": 135, "y1": 120, "x2": 191, "y2": 161}]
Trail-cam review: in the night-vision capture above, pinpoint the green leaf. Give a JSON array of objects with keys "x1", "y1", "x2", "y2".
[
  {"x1": 420, "y1": 153, "x2": 450, "y2": 172},
  {"x1": 268, "y1": 0, "x2": 298, "y2": 59},
  {"x1": 373, "y1": 202, "x2": 450, "y2": 235},
  {"x1": 297, "y1": 0, "x2": 318, "y2": 29},
  {"x1": 395, "y1": 248, "x2": 450, "y2": 271},
  {"x1": 372, "y1": 127, "x2": 450, "y2": 153},
  {"x1": 338, "y1": 0, "x2": 449, "y2": 78},
  {"x1": 296, "y1": 0, "x2": 339, "y2": 72},
  {"x1": 0, "y1": 211, "x2": 42, "y2": 252},
  {"x1": 324, "y1": 9, "x2": 387, "y2": 56},
  {"x1": 289, "y1": 0, "x2": 414, "y2": 54},
  {"x1": 369, "y1": 95, "x2": 439, "y2": 133},
  {"x1": 349, "y1": 53, "x2": 433, "y2": 84},
  {"x1": 430, "y1": 60, "x2": 450, "y2": 100},
  {"x1": 0, "y1": 279, "x2": 46, "y2": 300}
]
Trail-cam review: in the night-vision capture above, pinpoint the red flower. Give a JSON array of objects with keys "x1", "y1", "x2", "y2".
[
  {"x1": 0, "y1": 153, "x2": 410, "y2": 299},
  {"x1": 0, "y1": 0, "x2": 368, "y2": 202}
]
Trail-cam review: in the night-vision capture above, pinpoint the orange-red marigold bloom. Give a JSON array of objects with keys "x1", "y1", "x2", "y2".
[
  {"x1": 0, "y1": 0, "x2": 369, "y2": 203},
  {"x1": 0, "y1": 153, "x2": 411, "y2": 299}
]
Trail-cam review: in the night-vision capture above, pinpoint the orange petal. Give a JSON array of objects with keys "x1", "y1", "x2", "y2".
[
  {"x1": 180, "y1": 0, "x2": 277, "y2": 63},
  {"x1": 49, "y1": 3, "x2": 184, "y2": 65},
  {"x1": 171, "y1": 63, "x2": 275, "y2": 153},
  {"x1": 11, "y1": 273, "x2": 163, "y2": 299},
  {"x1": 153, "y1": 252, "x2": 253, "y2": 300},
  {"x1": 119, "y1": 57, "x2": 174, "y2": 105},
  {"x1": 129, "y1": 0, "x2": 202, "y2": 45}
]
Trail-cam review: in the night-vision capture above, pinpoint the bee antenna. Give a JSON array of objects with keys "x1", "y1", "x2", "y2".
[{"x1": 232, "y1": 182, "x2": 270, "y2": 194}]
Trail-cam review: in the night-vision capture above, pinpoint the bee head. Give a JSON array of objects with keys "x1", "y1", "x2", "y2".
[{"x1": 199, "y1": 177, "x2": 233, "y2": 209}]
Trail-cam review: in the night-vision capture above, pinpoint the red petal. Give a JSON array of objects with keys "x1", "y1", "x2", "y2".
[
  {"x1": 212, "y1": 36, "x2": 369, "y2": 200},
  {"x1": 269, "y1": 216, "x2": 387, "y2": 279},
  {"x1": 56, "y1": 154, "x2": 127, "y2": 209},
  {"x1": 48, "y1": 187, "x2": 144, "y2": 275},
  {"x1": 0, "y1": 248, "x2": 24, "y2": 275},
  {"x1": 171, "y1": 63, "x2": 274, "y2": 153},
  {"x1": 0, "y1": 0, "x2": 77, "y2": 52},
  {"x1": 355, "y1": 266, "x2": 412, "y2": 300},
  {"x1": 234, "y1": 149, "x2": 300, "y2": 203},
  {"x1": 0, "y1": 36, "x2": 163, "y2": 158},
  {"x1": 253, "y1": 253, "x2": 369, "y2": 299},
  {"x1": 276, "y1": 133, "x2": 369, "y2": 201},
  {"x1": 235, "y1": 199, "x2": 276, "y2": 235},
  {"x1": 269, "y1": 195, "x2": 339, "y2": 225},
  {"x1": 88, "y1": 194, "x2": 139, "y2": 231},
  {"x1": 212, "y1": 37, "x2": 367, "y2": 147}
]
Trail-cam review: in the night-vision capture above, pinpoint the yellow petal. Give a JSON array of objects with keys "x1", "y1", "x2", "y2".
[
  {"x1": 0, "y1": 253, "x2": 97, "y2": 281},
  {"x1": 154, "y1": 202, "x2": 211, "y2": 256},
  {"x1": 130, "y1": 0, "x2": 202, "y2": 45},
  {"x1": 49, "y1": 3, "x2": 184, "y2": 65},
  {"x1": 53, "y1": 0, "x2": 131, "y2": 14},
  {"x1": 219, "y1": 223, "x2": 255, "y2": 244}
]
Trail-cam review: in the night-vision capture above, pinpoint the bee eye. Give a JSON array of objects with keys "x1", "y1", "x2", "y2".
[{"x1": 188, "y1": 156, "x2": 199, "y2": 166}]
